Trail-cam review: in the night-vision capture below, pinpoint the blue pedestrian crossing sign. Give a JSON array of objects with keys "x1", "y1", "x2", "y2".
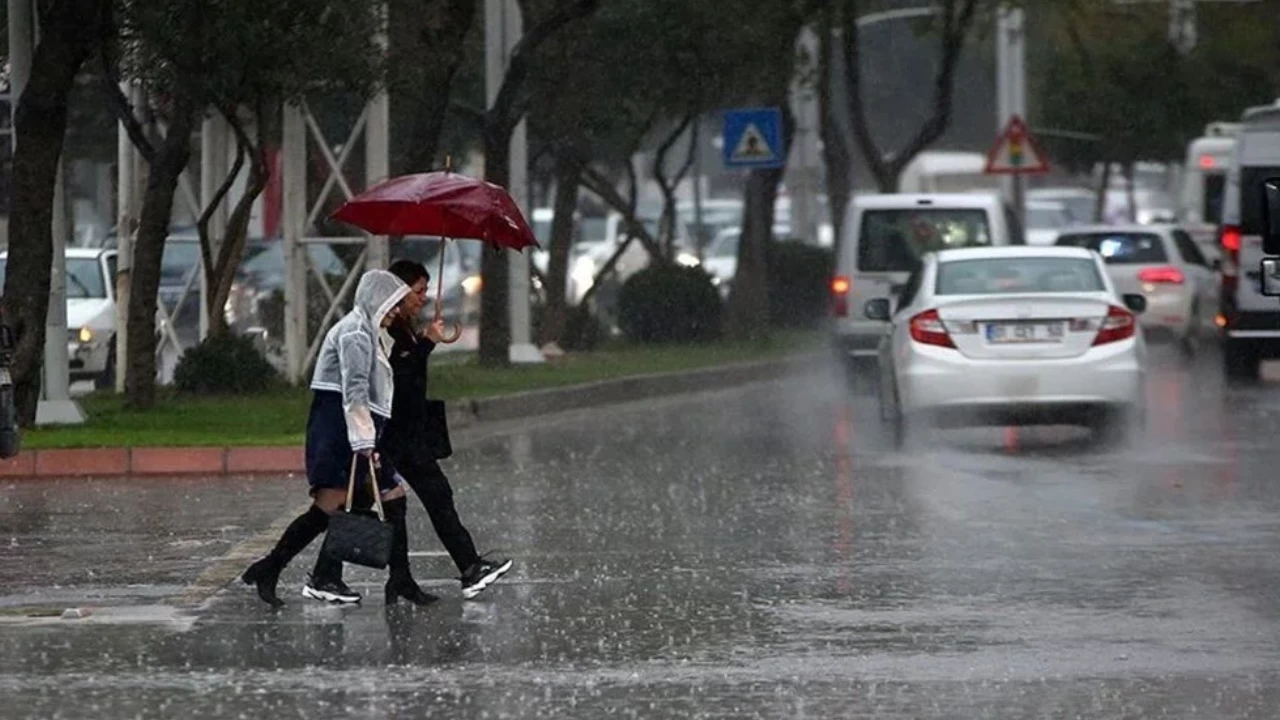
[{"x1": 723, "y1": 107, "x2": 784, "y2": 169}]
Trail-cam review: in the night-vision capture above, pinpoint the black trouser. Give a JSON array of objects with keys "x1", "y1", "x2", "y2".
[{"x1": 393, "y1": 452, "x2": 480, "y2": 573}]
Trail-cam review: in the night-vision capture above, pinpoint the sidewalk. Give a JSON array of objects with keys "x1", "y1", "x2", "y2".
[{"x1": 0, "y1": 353, "x2": 822, "y2": 480}]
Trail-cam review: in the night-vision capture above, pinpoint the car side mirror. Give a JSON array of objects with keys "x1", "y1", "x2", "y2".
[
  {"x1": 864, "y1": 298, "x2": 892, "y2": 322},
  {"x1": 1122, "y1": 293, "x2": 1147, "y2": 314},
  {"x1": 1263, "y1": 177, "x2": 1280, "y2": 255},
  {"x1": 1261, "y1": 258, "x2": 1280, "y2": 297}
]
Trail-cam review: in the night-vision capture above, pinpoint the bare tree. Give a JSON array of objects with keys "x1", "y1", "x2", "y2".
[
  {"x1": 651, "y1": 114, "x2": 697, "y2": 261},
  {"x1": 841, "y1": 0, "x2": 981, "y2": 192}
]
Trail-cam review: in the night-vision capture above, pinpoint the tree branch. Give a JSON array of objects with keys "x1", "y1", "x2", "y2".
[
  {"x1": 96, "y1": 50, "x2": 157, "y2": 165},
  {"x1": 448, "y1": 99, "x2": 487, "y2": 130},
  {"x1": 196, "y1": 112, "x2": 248, "y2": 282},
  {"x1": 885, "y1": 0, "x2": 980, "y2": 180},
  {"x1": 489, "y1": 0, "x2": 600, "y2": 132},
  {"x1": 842, "y1": 0, "x2": 890, "y2": 189}
]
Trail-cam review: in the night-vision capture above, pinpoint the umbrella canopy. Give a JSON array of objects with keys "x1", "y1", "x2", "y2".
[{"x1": 331, "y1": 171, "x2": 539, "y2": 250}]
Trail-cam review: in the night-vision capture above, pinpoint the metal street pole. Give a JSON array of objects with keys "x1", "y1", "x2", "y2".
[
  {"x1": 115, "y1": 83, "x2": 140, "y2": 393},
  {"x1": 366, "y1": 2, "x2": 391, "y2": 271},
  {"x1": 485, "y1": 0, "x2": 543, "y2": 363},
  {"x1": 789, "y1": 26, "x2": 820, "y2": 246},
  {"x1": 996, "y1": 5, "x2": 1027, "y2": 230}
]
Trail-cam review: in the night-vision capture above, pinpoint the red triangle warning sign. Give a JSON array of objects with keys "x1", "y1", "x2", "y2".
[{"x1": 985, "y1": 115, "x2": 1050, "y2": 175}]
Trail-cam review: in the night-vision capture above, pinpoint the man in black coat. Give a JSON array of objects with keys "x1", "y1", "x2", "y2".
[{"x1": 385, "y1": 259, "x2": 513, "y2": 599}]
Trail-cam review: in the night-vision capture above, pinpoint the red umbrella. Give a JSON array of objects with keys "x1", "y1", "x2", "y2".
[
  {"x1": 331, "y1": 171, "x2": 539, "y2": 250},
  {"x1": 331, "y1": 168, "x2": 539, "y2": 342}
]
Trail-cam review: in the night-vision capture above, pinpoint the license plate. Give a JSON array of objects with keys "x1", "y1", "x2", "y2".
[{"x1": 984, "y1": 321, "x2": 1064, "y2": 344}]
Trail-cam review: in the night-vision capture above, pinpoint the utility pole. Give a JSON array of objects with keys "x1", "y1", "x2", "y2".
[
  {"x1": 366, "y1": 2, "x2": 391, "y2": 271},
  {"x1": 485, "y1": 0, "x2": 543, "y2": 364},
  {"x1": 996, "y1": 5, "x2": 1027, "y2": 230},
  {"x1": 115, "y1": 83, "x2": 140, "y2": 393},
  {"x1": 789, "y1": 26, "x2": 821, "y2": 246},
  {"x1": 8, "y1": 0, "x2": 82, "y2": 424}
]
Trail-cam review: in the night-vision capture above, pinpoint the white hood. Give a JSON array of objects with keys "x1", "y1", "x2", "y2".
[{"x1": 66, "y1": 298, "x2": 114, "y2": 330}]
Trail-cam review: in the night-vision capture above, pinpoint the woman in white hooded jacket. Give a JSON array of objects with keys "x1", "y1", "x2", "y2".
[{"x1": 242, "y1": 269, "x2": 433, "y2": 607}]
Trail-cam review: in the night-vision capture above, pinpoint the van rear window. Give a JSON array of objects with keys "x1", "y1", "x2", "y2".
[{"x1": 856, "y1": 209, "x2": 992, "y2": 272}]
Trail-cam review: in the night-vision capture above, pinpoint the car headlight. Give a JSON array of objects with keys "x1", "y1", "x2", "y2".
[
  {"x1": 462, "y1": 274, "x2": 483, "y2": 296},
  {"x1": 676, "y1": 252, "x2": 701, "y2": 268},
  {"x1": 77, "y1": 326, "x2": 93, "y2": 344}
]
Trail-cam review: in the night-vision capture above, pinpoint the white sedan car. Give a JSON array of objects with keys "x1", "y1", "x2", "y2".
[{"x1": 865, "y1": 246, "x2": 1147, "y2": 446}]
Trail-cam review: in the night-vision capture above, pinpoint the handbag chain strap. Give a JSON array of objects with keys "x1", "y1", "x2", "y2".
[{"x1": 345, "y1": 454, "x2": 388, "y2": 521}]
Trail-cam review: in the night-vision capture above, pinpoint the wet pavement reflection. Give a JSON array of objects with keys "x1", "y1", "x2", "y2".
[{"x1": 3, "y1": 346, "x2": 1280, "y2": 717}]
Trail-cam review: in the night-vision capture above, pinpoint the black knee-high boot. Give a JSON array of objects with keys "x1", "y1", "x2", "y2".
[
  {"x1": 242, "y1": 505, "x2": 329, "y2": 607},
  {"x1": 383, "y1": 497, "x2": 438, "y2": 606}
]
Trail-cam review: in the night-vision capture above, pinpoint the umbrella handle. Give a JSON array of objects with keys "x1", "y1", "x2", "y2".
[{"x1": 432, "y1": 237, "x2": 462, "y2": 344}]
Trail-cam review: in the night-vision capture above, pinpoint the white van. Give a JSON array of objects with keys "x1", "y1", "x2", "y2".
[
  {"x1": 1180, "y1": 122, "x2": 1239, "y2": 260},
  {"x1": 831, "y1": 193, "x2": 1025, "y2": 361},
  {"x1": 1218, "y1": 101, "x2": 1280, "y2": 379},
  {"x1": 897, "y1": 151, "x2": 1004, "y2": 194}
]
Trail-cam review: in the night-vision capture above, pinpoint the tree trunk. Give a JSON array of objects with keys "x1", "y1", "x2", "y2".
[
  {"x1": 126, "y1": 103, "x2": 197, "y2": 409},
  {"x1": 204, "y1": 108, "x2": 270, "y2": 338},
  {"x1": 0, "y1": 0, "x2": 111, "y2": 426},
  {"x1": 390, "y1": 0, "x2": 477, "y2": 174},
  {"x1": 818, "y1": 1, "x2": 853, "y2": 240},
  {"x1": 540, "y1": 158, "x2": 580, "y2": 346},
  {"x1": 478, "y1": 123, "x2": 513, "y2": 367}
]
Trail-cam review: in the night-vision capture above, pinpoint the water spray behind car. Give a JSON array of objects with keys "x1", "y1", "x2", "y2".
[{"x1": 0, "y1": 323, "x2": 21, "y2": 458}]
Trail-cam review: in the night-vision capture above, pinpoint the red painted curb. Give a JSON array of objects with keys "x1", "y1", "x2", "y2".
[
  {"x1": 131, "y1": 447, "x2": 227, "y2": 476},
  {"x1": 0, "y1": 446, "x2": 304, "y2": 480},
  {"x1": 35, "y1": 448, "x2": 129, "y2": 477},
  {"x1": 226, "y1": 446, "x2": 304, "y2": 474}
]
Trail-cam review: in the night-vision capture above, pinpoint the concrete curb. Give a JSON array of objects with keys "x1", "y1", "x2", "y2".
[{"x1": 0, "y1": 352, "x2": 822, "y2": 480}]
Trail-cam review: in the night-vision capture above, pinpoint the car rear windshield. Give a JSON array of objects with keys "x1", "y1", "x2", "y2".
[
  {"x1": 935, "y1": 257, "x2": 1105, "y2": 295},
  {"x1": 857, "y1": 208, "x2": 992, "y2": 272},
  {"x1": 1055, "y1": 232, "x2": 1168, "y2": 264}
]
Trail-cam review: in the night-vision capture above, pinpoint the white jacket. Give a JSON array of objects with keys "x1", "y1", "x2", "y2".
[{"x1": 310, "y1": 269, "x2": 408, "y2": 452}]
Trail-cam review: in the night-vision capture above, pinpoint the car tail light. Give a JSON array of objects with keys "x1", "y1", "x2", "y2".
[
  {"x1": 909, "y1": 308, "x2": 955, "y2": 348},
  {"x1": 1137, "y1": 266, "x2": 1185, "y2": 285},
  {"x1": 831, "y1": 275, "x2": 851, "y2": 317},
  {"x1": 1092, "y1": 305, "x2": 1136, "y2": 346},
  {"x1": 1221, "y1": 225, "x2": 1241, "y2": 268}
]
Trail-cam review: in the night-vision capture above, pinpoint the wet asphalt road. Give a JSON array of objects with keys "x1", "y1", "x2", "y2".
[{"x1": 4, "y1": 346, "x2": 1280, "y2": 718}]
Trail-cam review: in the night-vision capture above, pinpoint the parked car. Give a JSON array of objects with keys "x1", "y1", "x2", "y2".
[
  {"x1": 1055, "y1": 224, "x2": 1217, "y2": 355},
  {"x1": 864, "y1": 245, "x2": 1147, "y2": 447},
  {"x1": 831, "y1": 192, "x2": 1026, "y2": 365},
  {"x1": 0, "y1": 248, "x2": 118, "y2": 388},
  {"x1": 701, "y1": 223, "x2": 791, "y2": 298}
]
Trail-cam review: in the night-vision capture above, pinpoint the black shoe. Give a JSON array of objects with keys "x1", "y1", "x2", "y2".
[
  {"x1": 242, "y1": 557, "x2": 285, "y2": 608},
  {"x1": 385, "y1": 577, "x2": 440, "y2": 607},
  {"x1": 460, "y1": 557, "x2": 513, "y2": 599},
  {"x1": 302, "y1": 575, "x2": 362, "y2": 604}
]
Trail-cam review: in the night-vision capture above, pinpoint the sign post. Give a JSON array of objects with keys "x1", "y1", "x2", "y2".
[{"x1": 984, "y1": 114, "x2": 1050, "y2": 236}]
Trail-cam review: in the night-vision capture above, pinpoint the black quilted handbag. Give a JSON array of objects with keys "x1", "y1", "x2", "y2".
[
  {"x1": 320, "y1": 456, "x2": 393, "y2": 569},
  {"x1": 424, "y1": 398, "x2": 453, "y2": 460}
]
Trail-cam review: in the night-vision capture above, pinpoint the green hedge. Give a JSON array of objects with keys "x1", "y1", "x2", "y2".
[{"x1": 618, "y1": 264, "x2": 722, "y2": 344}]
